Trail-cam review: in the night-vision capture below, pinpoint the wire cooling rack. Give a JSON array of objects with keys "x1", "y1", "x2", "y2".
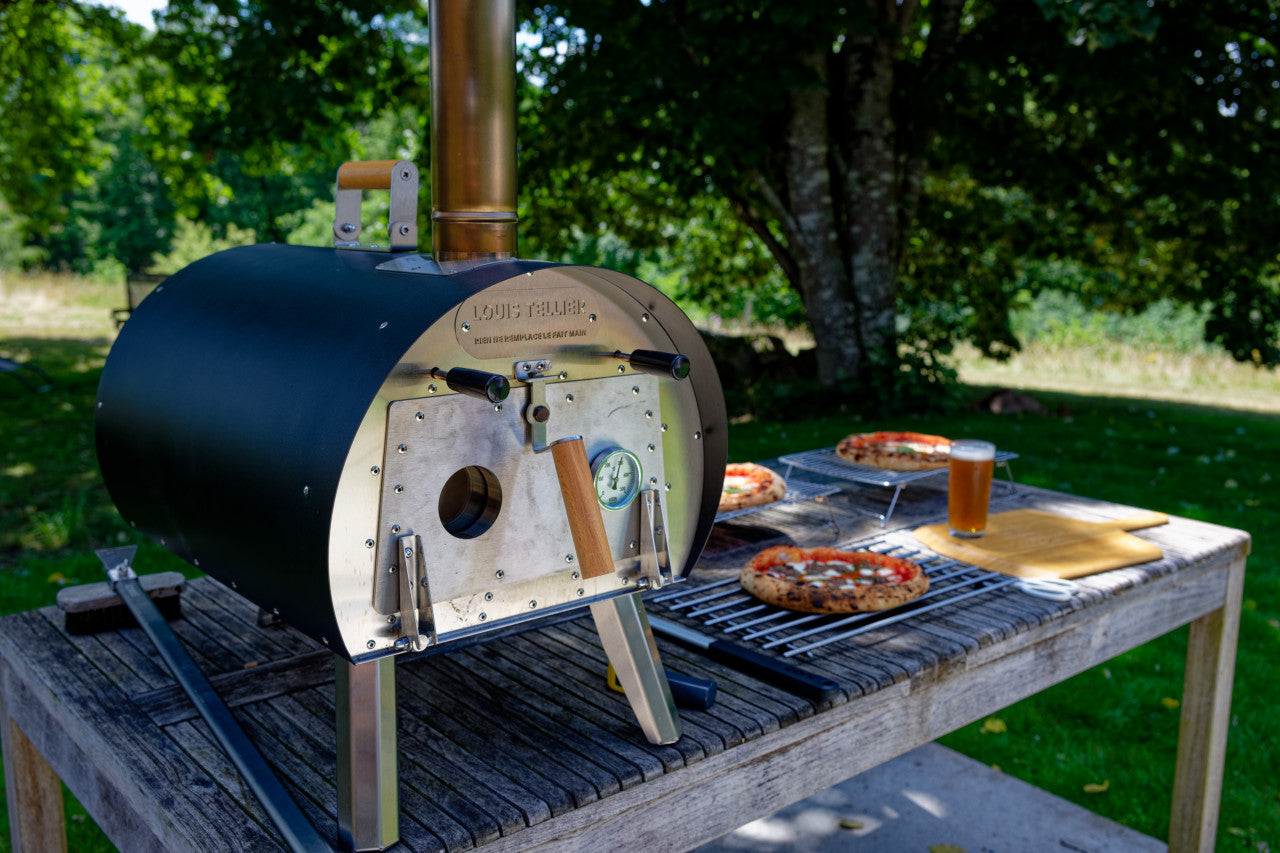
[
  {"x1": 777, "y1": 448, "x2": 1019, "y2": 526},
  {"x1": 647, "y1": 529, "x2": 1019, "y2": 658}
]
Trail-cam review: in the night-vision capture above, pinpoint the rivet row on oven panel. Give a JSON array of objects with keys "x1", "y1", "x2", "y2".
[{"x1": 365, "y1": 371, "x2": 670, "y2": 648}]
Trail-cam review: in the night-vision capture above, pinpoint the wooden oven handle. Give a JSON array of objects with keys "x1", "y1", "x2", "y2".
[
  {"x1": 548, "y1": 437, "x2": 616, "y2": 580},
  {"x1": 336, "y1": 159, "x2": 411, "y2": 191}
]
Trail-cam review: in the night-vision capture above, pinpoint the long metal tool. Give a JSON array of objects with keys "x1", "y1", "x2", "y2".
[
  {"x1": 648, "y1": 614, "x2": 842, "y2": 704},
  {"x1": 96, "y1": 547, "x2": 334, "y2": 853}
]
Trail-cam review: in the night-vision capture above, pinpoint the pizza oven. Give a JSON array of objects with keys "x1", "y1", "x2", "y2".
[
  {"x1": 94, "y1": 2, "x2": 726, "y2": 848},
  {"x1": 94, "y1": 245, "x2": 725, "y2": 660}
]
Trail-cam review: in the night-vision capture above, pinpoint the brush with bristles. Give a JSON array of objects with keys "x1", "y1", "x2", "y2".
[{"x1": 57, "y1": 546, "x2": 185, "y2": 635}]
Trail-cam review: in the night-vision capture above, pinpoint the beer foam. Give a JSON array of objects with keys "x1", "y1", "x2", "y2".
[{"x1": 950, "y1": 440, "x2": 996, "y2": 461}]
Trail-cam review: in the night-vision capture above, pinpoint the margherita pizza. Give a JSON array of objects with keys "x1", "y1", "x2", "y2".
[
  {"x1": 719, "y1": 462, "x2": 787, "y2": 513},
  {"x1": 836, "y1": 431, "x2": 951, "y2": 471},
  {"x1": 739, "y1": 545, "x2": 929, "y2": 613}
]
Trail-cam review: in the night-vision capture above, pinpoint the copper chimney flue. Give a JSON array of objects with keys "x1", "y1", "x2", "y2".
[{"x1": 429, "y1": 0, "x2": 519, "y2": 261}]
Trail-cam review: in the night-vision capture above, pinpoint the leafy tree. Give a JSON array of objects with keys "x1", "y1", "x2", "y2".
[
  {"x1": 934, "y1": 0, "x2": 1280, "y2": 365},
  {"x1": 0, "y1": 198, "x2": 44, "y2": 272},
  {"x1": 519, "y1": 0, "x2": 1280, "y2": 388},
  {"x1": 140, "y1": 0, "x2": 429, "y2": 242},
  {"x1": 0, "y1": 1, "x2": 142, "y2": 255},
  {"x1": 49, "y1": 50, "x2": 180, "y2": 274},
  {"x1": 517, "y1": 161, "x2": 803, "y2": 329}
]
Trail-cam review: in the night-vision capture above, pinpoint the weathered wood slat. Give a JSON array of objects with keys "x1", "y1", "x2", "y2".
[
  {"x1": 51, "y1": 621, "x2": 158, "y2": 696},
  {"x1": 65, "y1": 617, "x2": 174, "y2": 689},
  {"x1": 0, "y1": 611, "x2": 282, "y2": 851},
  {"x1": 162, "y1": 719, "x2": 276, "y2": 838},
  {"x1": 555, "y1": 619, "x2": 779, "y2": 741},
  {"x1": 113, "y1": 611, "x2": 230, "y2": 679},
  {"x1": 396, "y1": 719, "x2": 535, "y2": 841},
  {"x1": 405, "y1": 653, "x2": 622, "y2": 805},
  {"x1": 180, "y1": 582, "x2": 317, "y2": 660},
  {"x1": 290, "y1": 682, "x2": 511, "y2": 849},
  {"x1": 279, "y1": 687, "x2": 465, "y2": 853},
  {"x1": 443, "y1": 647, "x2": 657, "y2": 788},
  {"x1": 485, "y1": 633, "x2": 693, "y2": 773},
  {"x1": 234, "y1": 708, "x2": 348, "y2": 840},
  {"x1": 133, "y1": 649, "x2": 333, "y2": 726},
  {"x1": 395, "y1": 663, "x2": 579, "y2": 820},
  {"x1": 537, "y1": 623, "x2": 750, "y2": 754},
  {"x1": 163, "y1": 598, "x2": 267, "y2": 671},
  {"x1": 177, "y1": 581, "x2": 309, "y2": 660},
  {"x1": 509, "y1": 627, "x2": 724, "y2": 763}
]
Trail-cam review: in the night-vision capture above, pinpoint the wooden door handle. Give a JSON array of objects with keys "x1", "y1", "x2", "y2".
[{"x1": 548, "y1": 437, "x2": 615, "y2": 580}]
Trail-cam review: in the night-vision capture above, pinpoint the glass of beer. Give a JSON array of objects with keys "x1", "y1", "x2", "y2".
[{"x1": 948, "y1": 439, "x2": 996, "y2": 538}]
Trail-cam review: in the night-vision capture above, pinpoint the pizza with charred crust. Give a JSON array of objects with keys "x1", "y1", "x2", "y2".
[
  {"x1": 719, "y1": 462, "x2": 787, "y2": 513},
  {"x1": 836, "y1": 430, "x2": 951, "y2": 471},
  {"x1": 739, "y1": 545, "x2": 930, "y2": 613}
]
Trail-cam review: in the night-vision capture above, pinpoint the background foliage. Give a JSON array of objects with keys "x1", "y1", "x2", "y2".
[
  {"x1": 2, "y1": 0, "x2": 1277, "y2": 388},
  {"x1": 2, "y1": 0, "x2": 1279, "y2": 847}
]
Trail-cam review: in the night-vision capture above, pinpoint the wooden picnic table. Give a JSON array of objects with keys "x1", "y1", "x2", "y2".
[{"x1": 0, "y1": 468, "x2": 1246, "y2": 852}]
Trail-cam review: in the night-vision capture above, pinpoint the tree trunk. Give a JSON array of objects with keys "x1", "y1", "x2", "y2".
[
  {"x1": 728, "y1": 4, "x2": 956, "y2": 391},
  {"x1": 782, "y1": 54, "x2": 863, "y2": 388},
  {"x1": 843, "y1": 31, "x2": 901, "y2": 368},
  {"x1": 764, "y1": 38, "x2": 909, "y2": 390}
]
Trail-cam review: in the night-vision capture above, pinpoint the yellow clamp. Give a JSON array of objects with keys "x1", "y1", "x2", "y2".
[{"x1": 605, "y1": 663, "x2": 625, "y2": 694}]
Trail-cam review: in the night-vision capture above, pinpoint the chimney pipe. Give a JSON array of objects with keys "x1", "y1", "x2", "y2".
[{"x1": 429, "y1": 0, "x2": 519, "y2": 261}]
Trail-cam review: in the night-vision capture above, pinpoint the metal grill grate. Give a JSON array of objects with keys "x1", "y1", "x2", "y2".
[{"x1": 648, "y1": 529, "x2": 1019, "y2": 658}]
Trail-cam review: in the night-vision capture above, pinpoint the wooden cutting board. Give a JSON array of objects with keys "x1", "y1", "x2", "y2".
[{"x1": 913, "y1": 509, "x2": 1168, "y2": 579}]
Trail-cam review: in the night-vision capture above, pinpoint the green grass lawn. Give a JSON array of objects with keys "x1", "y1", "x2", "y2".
[{"x1": 2, "y1": 275, "x2": 1278, "y2": 851}]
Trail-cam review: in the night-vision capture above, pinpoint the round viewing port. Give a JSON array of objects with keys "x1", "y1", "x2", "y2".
[{"x1": 437, "y1": 465, "x2": 502, "y2": 539}]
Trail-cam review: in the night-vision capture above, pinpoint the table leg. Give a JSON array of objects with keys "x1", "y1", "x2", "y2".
[
  {"x1": 1168, "y1": 554, "x2": 1246, "y2": 853},
  {"x1": 2, "y1": 713, "x2": 68, "y2": 853},
  {"x1": 335, "y1": 655, "x2": 398, "y2": 852}
]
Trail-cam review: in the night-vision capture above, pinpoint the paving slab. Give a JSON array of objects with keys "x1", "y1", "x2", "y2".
[{"x1": 693, "y1": 742, "x2": 1167, "y2": 853}]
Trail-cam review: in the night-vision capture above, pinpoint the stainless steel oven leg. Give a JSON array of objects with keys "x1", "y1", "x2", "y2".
[
  {"x1": 590, "y1": 591, "x2": 682, "y2": 744},
  {"x1": 336, "y1": 655, "x2": 398, "y2": 851}
]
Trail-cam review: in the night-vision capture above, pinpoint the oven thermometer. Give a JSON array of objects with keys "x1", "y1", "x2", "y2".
[{"x1": 590, "y1": 446, "x2": 643, "y2": 511}]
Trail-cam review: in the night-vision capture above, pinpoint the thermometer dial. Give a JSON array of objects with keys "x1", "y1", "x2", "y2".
[{"x1": 590, "y1": 447, "x2": 643, "y2": 511}]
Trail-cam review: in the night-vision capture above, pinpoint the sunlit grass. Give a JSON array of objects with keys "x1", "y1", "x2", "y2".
[
  {"x1": 955, "y1": 290, "x2": 1280, "y2": 413},
  {"x1": 955, "y1": 340, "x2": 1280, "y2": 413},
  {"x1": 0, "y1": 269, "x2": 121, "y2": 341}
]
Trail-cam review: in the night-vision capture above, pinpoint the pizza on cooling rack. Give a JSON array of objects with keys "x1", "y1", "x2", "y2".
[
  {"x1": 739, "y1": 545, "x2": 930, "y2": 614},
  {"x1": 718, "y1": 462, "x2": 787, "y2": 512},
  {"x1": 836, "y1": 430, "x2": 951, "y2": 471}
]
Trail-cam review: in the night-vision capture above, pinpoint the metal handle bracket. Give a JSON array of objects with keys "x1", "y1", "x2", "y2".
[
  {"x1": 395, "y1": 533, "x2": 432, "y2": 652},
  {"x1": 637, "y1": 488, "x2": 673, "y2": 587},
  {"x1": 333, "y1": 159, "x2": 419, "y2": 251}
]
